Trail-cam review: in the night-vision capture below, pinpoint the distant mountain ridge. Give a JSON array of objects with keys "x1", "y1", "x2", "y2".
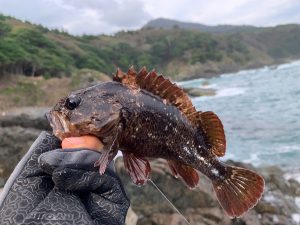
[
  {"x1": 1, "y1": 14, "x2": 300, "y2": 81},
  {"x1": 143, "y1": 18, "x2": 259, "y2": 33}
]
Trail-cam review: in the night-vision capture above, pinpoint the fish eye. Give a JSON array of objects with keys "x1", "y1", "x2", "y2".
[{"x1": 65, "y1": 96, "x2": 81, "y2": 110}]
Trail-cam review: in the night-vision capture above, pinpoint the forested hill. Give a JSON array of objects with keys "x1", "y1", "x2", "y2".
[
  {"x1": 143, "y1": 18, "x2": 259, "y2": 33},
  {"x1": 1, "y1": 14, "x2": 300, "y2": 80}
]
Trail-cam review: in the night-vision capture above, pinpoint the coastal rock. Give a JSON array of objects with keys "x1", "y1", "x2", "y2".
[
  {"x1": 150, "y1": 213, "x2": 189, "y2": 225},
  {"x1": 182, "y1": 87, "x2": 216, "y2": 97},
  {"x1": 260, "y1": 213, "x2": 296, "y2": 225},
  {"x1": 0, "y1": 107, "x2": 50, "y2": 130},
  {"x1": 0, "y1": 107, "x2": 48, "y2": 181},
  {"x1": 0, "y1": 178, "x2": 4, "y2": 187},
  {"x1": 0, "y1": 111, "x2": 299, "y2": 225},
  {"x1": 115, "y1": 158, "x2": 300, "y2": 225},
  {"x1": 126, "y1": 207, "x2": 138, "y2": 225},
  {"x1": 0, "y1": 126, "x2": 40, "y2": 180}
]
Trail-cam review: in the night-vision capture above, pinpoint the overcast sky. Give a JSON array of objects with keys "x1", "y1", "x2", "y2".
[{"x1": 0, "y1": 0, "x2": 299, "y2": 35}]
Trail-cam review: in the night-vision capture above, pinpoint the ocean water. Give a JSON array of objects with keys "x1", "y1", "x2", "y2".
[{"x1": 179, "y1": 61, "x2": 300, "y2": 172}]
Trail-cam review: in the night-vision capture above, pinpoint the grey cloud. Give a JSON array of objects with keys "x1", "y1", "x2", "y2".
[
  {"x1": 0, "y1": 0, "x2": 299, "y2": 34},
  {"x1": 103, "y1": 0, "x2": 151, "y2": 27},
  {"x1": 61, "y1": 0, "x2": 116, "y2": 10},
  {"x1": 0, "y1": 0, "x2": 152, "y2": 34},
  {"x1": 62, "y1": 0, "x2": 151, "y2": 27}
]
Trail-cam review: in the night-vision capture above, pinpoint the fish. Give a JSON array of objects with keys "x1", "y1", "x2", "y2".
[{"x1": 46, "y1": 66, "x2": 265, "y2": 218}]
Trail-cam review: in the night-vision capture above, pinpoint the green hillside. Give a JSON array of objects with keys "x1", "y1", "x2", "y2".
[
  {"x1": 1, "y1": 14, "x2": 300, "y2": 80},
  {"x1": 143, "y1": 18, "x2": 258, "y2": 33}
]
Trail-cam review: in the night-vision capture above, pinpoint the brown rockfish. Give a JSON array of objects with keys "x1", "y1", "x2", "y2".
[{"x1": 47, "y1": 67, "x2": 264, "y2": 218}]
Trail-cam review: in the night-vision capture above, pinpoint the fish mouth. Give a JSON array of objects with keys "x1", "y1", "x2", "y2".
[
  {"x1": 46, "y1": 110, "x2": 103, "y2": 142},
  {"x1": 46, "y1": 111, "x2": 76, "y2": 140}
]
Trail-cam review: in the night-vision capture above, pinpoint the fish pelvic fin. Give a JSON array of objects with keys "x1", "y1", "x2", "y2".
[
  {"x1": 122, "y1": 152, "x2": 151, "y2": 185},
  {"x1": 212, "y1": 165, "x2": 264, "y2": 218}
]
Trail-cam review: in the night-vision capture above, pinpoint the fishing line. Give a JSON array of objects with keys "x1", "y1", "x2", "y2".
[{"x1": 149, "y1": 179, "x2": 192, "y2": 225}]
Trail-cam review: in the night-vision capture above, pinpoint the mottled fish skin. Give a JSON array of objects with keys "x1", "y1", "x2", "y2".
[
  {"x1": 47, "y1": 68, "x2": 265, "y2": 218},
  {"x1": 113, "y1": 82, "x2": 225, "y2": 181}
]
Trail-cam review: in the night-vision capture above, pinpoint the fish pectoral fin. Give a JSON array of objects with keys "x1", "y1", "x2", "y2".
[
  {"x1": 167, "y1": 160, "x2": 199, "y2": 189},
  {"x1": 94, "y1": 147, "x2": 118, "y2": 175},
  {"x1": 122, "y1": 152, "x2": 151, "y2": 185},
  {"x1": 192, "y1": 111, "x2": 226, "y2": 157},
  {"x1": 94, "y1": 124, "x2": 122, "y2": 175}
]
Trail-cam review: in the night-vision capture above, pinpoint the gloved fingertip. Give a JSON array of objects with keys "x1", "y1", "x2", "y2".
[{"x1": 38, "y1": 152, "x2": 57, "y2": 174}]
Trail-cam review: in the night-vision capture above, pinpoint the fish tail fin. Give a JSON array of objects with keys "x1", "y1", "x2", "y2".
[{"x1": 212, "y1": 165, "x2": 264, "y2": 218}]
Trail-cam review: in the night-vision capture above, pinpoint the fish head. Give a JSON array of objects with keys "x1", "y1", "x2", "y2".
[{"x1": 46, "y1": 83, "x2": 121, "y2": 140}]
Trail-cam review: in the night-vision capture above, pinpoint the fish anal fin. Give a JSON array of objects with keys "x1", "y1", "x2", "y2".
[
  {"x1": 195, "y1": 111, "x2": 226, "y2": 157},
  {"x1": 213, "y1": 165, "x2": 264, "y2": 218},
  {"x1": 113, "y1": 66, "x2": 197, "y2": 119},
  {"x1": 122, "y1": 152, "x2": 151, "y2": 185},
  {"x1": 167, "y1": 160, "x2": 179, "y2": 178},
  {"x1": 167, "y1": 160, "x2": 199, "y2": 189}
]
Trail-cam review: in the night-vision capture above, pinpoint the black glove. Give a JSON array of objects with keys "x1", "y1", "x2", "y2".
[{"x1": 0, "y1": 132, "x2": 129, "y2": 225}]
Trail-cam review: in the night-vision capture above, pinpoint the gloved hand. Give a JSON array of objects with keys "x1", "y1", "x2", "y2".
[{"x1": 0, "y1": 131, "x2": 129, "y2": 225}]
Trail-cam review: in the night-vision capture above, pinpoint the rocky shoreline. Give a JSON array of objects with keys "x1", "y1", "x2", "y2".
[
  {"x1": 0, "y1": 108, "x2": 299, "y2": 225},
  {"x1": 117, "y1": 158, "x2": 300, "y2": 225}
]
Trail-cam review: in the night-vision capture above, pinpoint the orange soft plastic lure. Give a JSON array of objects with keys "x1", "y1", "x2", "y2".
[{"x1": 62, "y1": 135, "x2": 103, "y2": 150}]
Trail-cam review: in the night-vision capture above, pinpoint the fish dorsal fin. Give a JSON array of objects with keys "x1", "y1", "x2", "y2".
[
  {"x1": 113, "y1": 66, "x2": 197, "y2": 119},
  {"x1": 113, "y1": 67, "x2": 139, "y2": 88},
  {"x1": 191, "y1": 111, "x2": 226, "y2": 157}
]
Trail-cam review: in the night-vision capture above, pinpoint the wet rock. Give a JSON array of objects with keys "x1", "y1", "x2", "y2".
[
  {"x1": 0, "y1": 109, "x2": 300, "y2": 225},
  {"x1": 0, "y1": 107, "x2": 48, "y2": 183},
  {"x1": 182, "y1": 87, "x2": 216, "y2": 97},
  {"x1": 0, "y1": 126, "x2": 41, "y2": 180},
  {"x1": 116, "y1": 159, "x2": 300, "y2": 225},
  {"x1": 126, "y1": 207, "x2": 138, "y2": 225},
  {"x1": 256, "y1": 201, "x2": 280, "y2": 214},
  {"x1": 0, "y1": 177, "x2": 4, "y2": 187},
  {"x1": 241, "y1": 211, "x2": 261, "y2": 225},
  {"x1": 0, "y1": 107, "x2": 50, "y2": 130},
  {"x1": 150, "y1": 213, "x2": 189, "y2": 225},
  {"x1": 261, "y1": 213, "x2": 297, "y2": 225},
  {"x1": 288, "y1": 179, "x2": 300, "y2": 196},
  {"x1": 116, "y1": 158, "x2": 217, "y2": 219},
  {"x1": 185, "y1": 207, "x2": 224, "y2": 225}
]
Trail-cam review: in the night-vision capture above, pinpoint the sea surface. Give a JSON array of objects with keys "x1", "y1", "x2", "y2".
[{"x1": 179, "y1": 61, "x2": 300, "y2": 175}]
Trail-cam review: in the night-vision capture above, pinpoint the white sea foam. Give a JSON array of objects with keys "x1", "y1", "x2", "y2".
[
  {"x1": 273, "y1": 215, "x2": 279, "y2": 223},
  {"x1": 291, "y1": 198, "x2": 300, "y2": 225},
  {"x1": 263, "y1": 194, "x2": 277, "y2": 203},
  {"x1": 277, "y1": 60, "x2": 300, "y2": 70},
  {"x1": 292, "y1": 214, "x2": 300, "y2": 224},
  {"x1": 200, "y1": 83, "x2": 218, "y2": 89},
  {"x1": 295, "y1": 197, "x2": 300, "y2": 209},
  {"x1": 284, "y1": 168, "x2": 300, "y2": 183},
  {"x1": 243, "y1": 153, "x2": 260, "y2": 165},
  {"x1": 192, "y1": 87, "x2": 246, "y2": 101},
  {"x1": 220, "y1": 66, "x2": 267, "y2": 78},
  {"x1": 215, "y1": 87, "x2": 245, "y2": 97},
  {"x1": 176, "y1": 78, "x2": 204, "y2": 86},
  {"x1": 259, "y1": 145, "x2": 300, "y2": 156}
]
